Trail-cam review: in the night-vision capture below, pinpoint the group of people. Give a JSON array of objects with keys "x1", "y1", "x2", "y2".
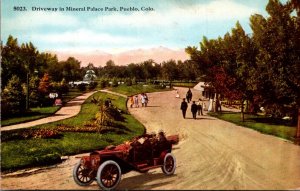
[
  {"x1": 129, "y1": 93, "x2": 149, "y2": 108},
  {"x1": 180, "y1": 88, "x2": 206, "y2": 119}
]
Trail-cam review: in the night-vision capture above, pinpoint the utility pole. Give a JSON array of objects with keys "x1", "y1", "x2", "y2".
[
  {"x1": 297, "y1": 109, "x2": 300, "y2": 138},
  {"x1": 26, "y1": 72, "x2": 29, "y2": 110}
]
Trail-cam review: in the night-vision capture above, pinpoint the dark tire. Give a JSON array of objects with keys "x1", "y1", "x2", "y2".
[
  {"x1": 96, "y1": 160, "x2": 121, "y2": 190},
  {"x1": 161, "y1": 153, "x2": 176, "y2": 175},
  {"x1": 73, "y1": 162, "x2": 95, "y2": 186}
]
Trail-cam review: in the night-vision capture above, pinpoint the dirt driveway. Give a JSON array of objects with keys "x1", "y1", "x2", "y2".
[{"x1": 1, "y1": 87, "x2": 300, "y2": 190}]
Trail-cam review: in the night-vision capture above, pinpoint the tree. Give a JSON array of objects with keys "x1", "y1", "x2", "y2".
[
  {"x1": 38, "y1": 73, "x2": 51, "y2": 96},
  {"x1": 1, "y1": 35, "x2": 25, "y2": 88},
  {"x1": 20, "y1": 42, "x2": 39, "y2": 74},
  {"x1": 60, "y1": 57, "x2": 81, "y2": 82},
  {"x1": 29, "y1": 75, "x2": 40, "y2": 107},
  {"x1": 40, "y1": 53, "x2": 60, "y2": 81},
  {"x1": 250, "y1": 0, "x2": 300, "y2": 119},
  {"x1": 1, "y1": 75, "x2": 26, "y2": 115},
  {"x1": 161, "y1": 60, "x2": 178, "y2": 81},
  {"x1": 227, "y1": 22, "x2": 258, "y2": 119}
]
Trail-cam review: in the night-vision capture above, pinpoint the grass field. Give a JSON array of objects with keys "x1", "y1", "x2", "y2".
[
  {"x1": 1, "y1": 91, "x2": 144, "y2": 172},
  {"x1": 108, "y1": 84, "x2": 171, "y2": 96},
  {"x1": 1, "y1": 106, "x2": 61, "y2": 126},
  {"x1": 172, "y1": 82, "x2": 197, "y2": 88},
  {"x1": 209, "y1": 111, "x2": 297, "y2": 141}
]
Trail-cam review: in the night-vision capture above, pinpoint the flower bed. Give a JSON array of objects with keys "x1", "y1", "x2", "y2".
[{"x1": 1, "y1": 129, "x2": 61, "y2": 142}]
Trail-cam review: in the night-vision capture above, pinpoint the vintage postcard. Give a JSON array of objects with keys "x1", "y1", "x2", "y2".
[{"x1": 1, "y1": 0, "x2": 300, "y2": 190}]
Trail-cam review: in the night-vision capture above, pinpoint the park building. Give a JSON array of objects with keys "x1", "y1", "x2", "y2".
[
  {"x1": 83, "y1": 70, "x2": 97, "y2": 82},
  {"x1": 68, "y1": 69, "x2": 97, "y2": 87}
]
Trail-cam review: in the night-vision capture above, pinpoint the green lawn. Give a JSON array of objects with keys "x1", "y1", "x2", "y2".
[
  {"x1": 1, "y1": 91, "x2": 144, "y2": 172},
  {"x1": 1, "y1": 106, "x2": 61, "y2": 126},
  {"x1": 209, "y1": 111, "x2": 297, "y2": 141},
  {"x1": 108, "y1": 84, "x2": 171, "y2": 96},
  {"x1": 172, "y1": 82, "x2": 197, "y2": 88}
]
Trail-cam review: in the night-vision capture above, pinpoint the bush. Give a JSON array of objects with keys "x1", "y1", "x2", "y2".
[
  {"x1": 77, "y1": 83, "x2": 86, "y2": 91},
  {"x1": 99, "y1": 79, "x2": 108, "y2": 89},
  {"x1": 89, "y1": 81, "x2": 98, "y2": 90},
  {"x1": 125, "y1": 78, "x2": 132, "y2": 86},
  {"x1": 40, "y1": 96, "x2": 54, "y2": 107},
  {"x1": 111, "y1": 78, "x2": 118, "y2": 87},
  {"x1": 154, "y1": 84, "x2": 166, "y2": 89},
  {"x1": 132, "y1": 77, "x2": 137, "y2": 85},
  {"x1": 106, "y1": 106, "x2": 125, "y2": 122}
]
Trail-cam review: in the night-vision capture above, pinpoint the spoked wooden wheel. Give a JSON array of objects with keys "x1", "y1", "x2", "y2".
[
  {"x1": 73, "y1": 162, "x2": 95, "y2": 186},
  {"x1": 161, "y1": 153, "x2": 176, "y2": 175},
  {"x1": 96, "y1": 160, "x2": 121, "y2": 190}
]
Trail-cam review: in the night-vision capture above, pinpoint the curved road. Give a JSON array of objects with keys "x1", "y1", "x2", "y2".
[{"x1": 1, "y1": 87, "x2": 300, "y2": 190}]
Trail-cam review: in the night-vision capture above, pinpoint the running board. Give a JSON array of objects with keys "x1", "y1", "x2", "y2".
[{"x1": 139, "y1": 165, "x2": 162, "y2": 172}]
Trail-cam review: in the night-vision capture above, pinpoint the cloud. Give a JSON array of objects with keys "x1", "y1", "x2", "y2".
[
  {"x1": 2, "y1": 0, "x2": 259, "y2": 53},
  {"x1": 2, "y1": 11, "x2": 79, "y2": 32},
  {"x1": 33, "y1": 28, "x2": 140, "y2": 53},
  {"x1": 89, "y1": 0, "x2": 258, "y2": 29}
]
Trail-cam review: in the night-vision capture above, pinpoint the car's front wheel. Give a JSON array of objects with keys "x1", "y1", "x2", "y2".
[
  {"x1": 161, "y1": 153, "x2": 176, "y2": 175},
  {"x1": 73, "y1": 162, "x2": 95, "y2": 186},
  {"x1": 96, "y1": 160, "x2": 122, "y2": 190}
]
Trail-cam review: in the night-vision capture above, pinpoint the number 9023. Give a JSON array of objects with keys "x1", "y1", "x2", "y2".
[{"x1": 14, "y1": 6, "x2": 27, "y2": 11}]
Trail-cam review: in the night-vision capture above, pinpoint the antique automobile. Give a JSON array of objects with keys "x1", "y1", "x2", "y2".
[{"x1": 73, "y1": 132, "x2": 179, "y2": 190}]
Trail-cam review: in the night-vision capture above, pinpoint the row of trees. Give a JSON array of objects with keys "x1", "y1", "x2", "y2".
[
  {"x1": 1, "y1": 36, "x2": 83, "y2": 116},
  {"x1": 86, "y1": 59, "x2": 199, "y2": 82},
  {"x1": 1, "y1": 36, "x2": 83, "y2": 88},
  {"x1": 186, "y1": 0, "x2": 300, "y2": 121},
  {"x1": 1, "y1": 35, "x2": 199, "y2": 116}
]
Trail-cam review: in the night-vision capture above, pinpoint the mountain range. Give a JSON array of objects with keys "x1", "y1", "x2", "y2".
[{"x1": 51, "y1": 46, "x2": 189, "y2": 67}]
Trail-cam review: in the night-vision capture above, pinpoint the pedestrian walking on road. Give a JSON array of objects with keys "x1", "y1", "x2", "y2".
[
  {"x1": 197, "y1": 98, "x2": 203, "y2": 115},
  {"x1": 134, "y1": 95, "x2": 139, "y2": 107},
  {"x1": 141, "y1": 93, "x2": 146, "y2": 107},
  {"x1": 191, "y1": 101, "x2": 198, "y2": 119},
  {"x1": 129, "y1": 96, "x2": 134, "y2": 108},
  {"x1": 175, "y1": 89, "x2": 180, "y2": 98},
  {"x1": 144, "y1": 93, "x2": 149, "y2": 107},
  {"x1": 216, "y1": 98, "x2": 222, "y2": 112},
  {"x1": 186, "y1": 88, "x2": 193, "y2": 103},
  {"x1": 180, "y1": 98, "x2": 188, "y2": 119}
]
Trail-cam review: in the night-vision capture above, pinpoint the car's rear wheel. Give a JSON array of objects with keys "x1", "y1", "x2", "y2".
[
  {"x1": 73, "y1": 162, "x2": 95, "y2": 186},
  {"x1": 161, "y1": 153, "x2": 176, "y2": 175},
  {"x1": 96, "y1": 160, "x2": 121, "y2": 190}
]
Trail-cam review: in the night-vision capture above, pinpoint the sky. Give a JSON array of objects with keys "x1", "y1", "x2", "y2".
[{"x1": 1, "y1": 0, "x2": 271, "y2": 54}]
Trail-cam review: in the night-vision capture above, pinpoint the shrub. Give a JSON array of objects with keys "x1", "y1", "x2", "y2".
[
  {"x1": 111, "y1": 78, "x2": 118, "y2": 87},
  {"x1": 99, "y1": 79, "x2": 108, "y2": 89},
  {"x1": 89, "y1": 81, "x2": 98, "y2": 90},
  {"x1": 40, "y1": 96, "x2": 54, "y2": 107},
  {"x1": 132, "y1": 77, "x2": 137, "y2": 85},
  {"x1": 106, "y1": 106, "x2": 125, "y2": 121},
  {"x1": 125, "y1": 78, "x2": 132, "y2": 86},
  {"x1": 77, "y1": 83, "x2": 86, "y2": 91}
]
